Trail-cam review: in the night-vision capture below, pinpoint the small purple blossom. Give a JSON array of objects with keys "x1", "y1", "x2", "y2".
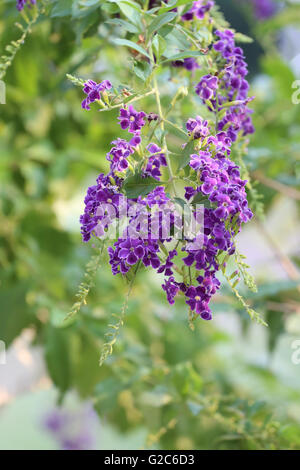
[
  {"x1": 106, "y1": 138, "x2": 136, "y2": 172},
  {"x1": 162, "y1": 277, "x2": 180, "y2": 305},
  {"x1": 195, "y1": 74, "x2": 218, "y2": 101},
  {"x1": 182, "y1": 1, "x2": 214, "y2": 21},
  {"x1": 186, "y1": 116, "x2": 210, "y2": 139},
  {"x1": 118, "y1": 105, "x2": 146, "y2": 134},
  {"x1": 143, "y1": 144, "x2": 167, "y2": 181},
  {"x1": 81, "y1": 79, "x2": 112, "y2": 110}
]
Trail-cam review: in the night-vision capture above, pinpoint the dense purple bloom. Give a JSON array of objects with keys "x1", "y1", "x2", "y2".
[
  {"x1": 16, "y1": 0, "x2": 36, "y2": 11},
  {"x1": 189, "y1": 145, "x2": 253, "y2": 225},
  {"x1": 118, "y1": 105, "x2": 146, "y2": 134},
  {"x1": 195, "y1": 74, "x2": 218, "y2": 101},
  {"x1": 78, "y1": 2, "x2": 255, "y2": 322},
  {"x1": 81, "y1": 79, "x2": 112, "y2": 110},
  {"x1": 211, "y1": 29, "x2": 255, "y2": 137},
  {"x1": 109, "y1": 236, "x2": 161, "y2": 274},
  {"x1": 80, "y1": 173, "x2": 125, "y2": 242}
]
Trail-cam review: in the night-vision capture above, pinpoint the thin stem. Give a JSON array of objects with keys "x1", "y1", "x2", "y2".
[
  {"x1": 152, "y1": 74, "x2": 178, "y2": 196},
  {"x1": 98, "y1": 89, "x2": 155, "y2": 112}
]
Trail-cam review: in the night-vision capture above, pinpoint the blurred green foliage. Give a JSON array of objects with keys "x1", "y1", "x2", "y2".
[{"x1": 0, "y1": 0, "x2": 300, "y2": 450}]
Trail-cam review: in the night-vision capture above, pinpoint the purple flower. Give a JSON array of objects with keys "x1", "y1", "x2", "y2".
[
  {"x1": 143, "y1": 144, "x2": 167, "y2": 181},
  {"x1": 162, "y1": 277, "x2": 180, "y2": 305},
  {"x1": 118, "y1": 239, "x2": 145, "y2": 265},
  {"x1": 79, "y1": 173, "x2": 125, "y2": 242},
  {"x1": 106, "y1": 138, "x2": 137, "y2": 172},
  {"x1": 189, "y1": 151, "x2": 212, "y2": 171},
  {"x1": 211, "y1": 29, "x2": 255, "y2": 137},
  {"x1": 157, "y1": 249, "x2": 177, "y2": 277},
  {"x1": 195, "y1": 74, "x2": 218, "y2": 101},
  {"x1": 182, "y1": 1, "x2": 214, "y2": 21},
  {"x1": 186, "y1": 116, "x2": 210, "y2": 139},
  {"x1": 118, "y1": 105, "x2": 146, "y2": 134},
  {"x1": 16, "y1": 0, "x2": 36, "y2": 11},
  {"x1": 184, "y1": 186, "x2": 198, "y2": 201},
  {"x1": 146, "y1": 186, "x2": 170, "y2": 207},
  {"x1": 185, "y1": 285, "x2": 210, "y2": 318},
  {"x1": 81, "y1": 79, "x2": 112, "y2": 110},
  {"x1": 250, "y1": 0, "x2": 277, "y2": 20}
]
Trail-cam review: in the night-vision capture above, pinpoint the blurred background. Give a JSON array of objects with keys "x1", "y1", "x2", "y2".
[{"x1": 0, "y1": 0, "x2": 300, "y2": 450}]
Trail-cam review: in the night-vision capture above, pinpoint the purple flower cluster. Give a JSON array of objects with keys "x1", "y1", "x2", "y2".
[
  {"x1": 16, "y1": 0, "x2": 36, "y2": 10},
  {"x1": 143, "y1": 144, "x2": 167, "y2": 180},
  {"x1": 182, "y1": 1, "x2": 214, "y2": 21},
  {"x1": 81, "y1": 79, "x2": 112, "y2": 110},
  {"x1": 195, "y1": 30, "x2": 255, "y2": 140},
  {"x1": 79, "y1": 1, "x2": 256, "y2": 322}
]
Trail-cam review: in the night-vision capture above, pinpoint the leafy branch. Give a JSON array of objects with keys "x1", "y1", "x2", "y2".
[
  {"x1": 0, "y1": 6, "x2": 39, "y2": 80},
  {"x1": 65, "y1": 242, "x2": 105, "y2": 321},
  {"x1": 99, "y1": 260, "x2": 141, "y2": 366}
]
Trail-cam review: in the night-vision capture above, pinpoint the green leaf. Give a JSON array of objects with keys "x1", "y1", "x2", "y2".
[
  {"x1": 159, "y1": 0, "x2": 193, "y2": 14},
  {"x1": 162, "y1": 50, "x2": 204, "y2": 63},
  {"x1": 133, "y1": 61, "x2": 152, "y2": 81},
  {"x1": 148, "y1": 11, "x2": 178, "y2": 36},
  {"x1": 178, "y1": 140, "x2": 195, "y2": 170},
  {"x1": 123, "y1": 174, "x2": 162, "y2": 198},
  {"x1": 152, "y1": 34, "x2": 167, "y2": 59},
  {"x1": 0, "y1": 282, "x2": 33, "y2": 346},
  {"x1": 118, "y1": 1, "x2": 142, "y2": 28},
  {"x1": 45, "y1": 326, "x2": 72, "y2": 394},
  {"x1": 50, "y1": 0, "x2": 73, "y2": 18},
  {"x1": 112, "y1": 38, "x2": 150, "y2": 59},
  {"x1": 234, "y1": 32, "x2": 253, "y2": 44},
  {"x1": 106, "y1": 18, "x2": 139, "y2": 34}
]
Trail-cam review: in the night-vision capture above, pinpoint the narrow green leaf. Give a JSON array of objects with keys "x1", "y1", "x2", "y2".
[
  {"x1": 178, "y1": 140, "x2": 195, "y2": 170},
  {"x1": 106, "y1": 18, "x2": 139, "y2": 33},
  {"x1": 112, "y1": 38, "x2": 150, "y2": 59},
  {"x1": 148, "y1": 11, "x2": 178, "y2": 36},
  {"x1": 162, "y1": 50, "x2": 203, "y2": 63}
]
